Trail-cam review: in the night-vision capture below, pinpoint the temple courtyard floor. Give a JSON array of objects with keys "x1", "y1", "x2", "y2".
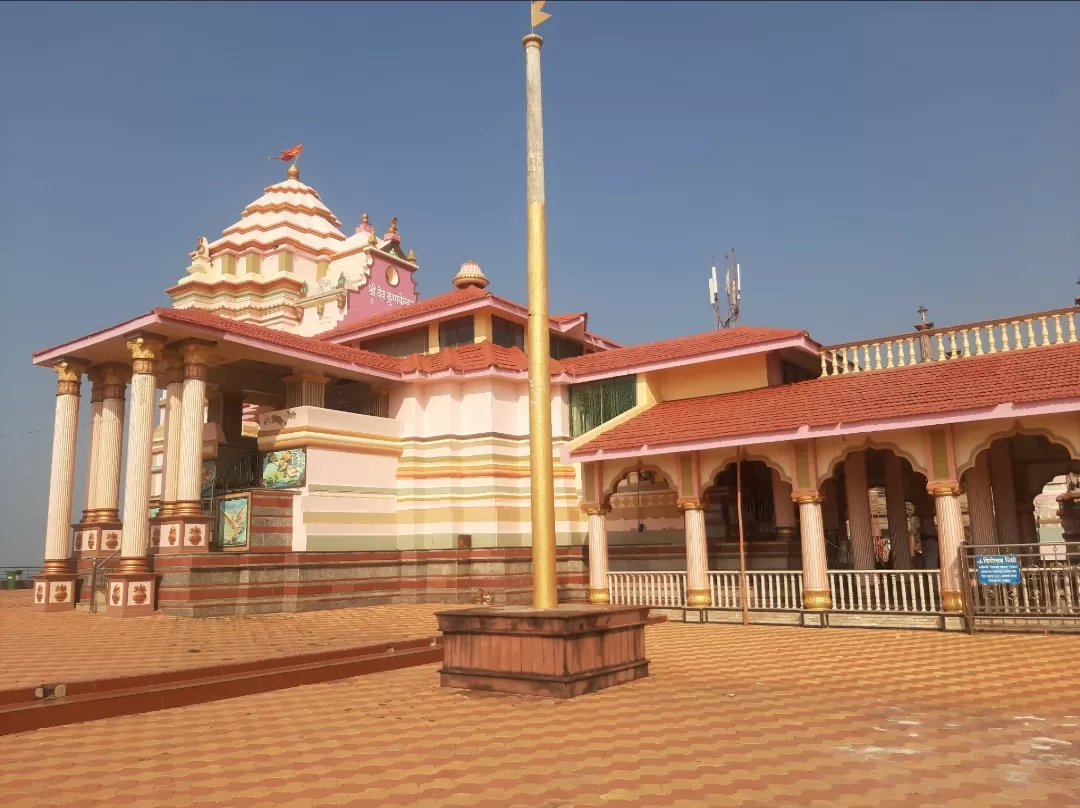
[{"x1": 2, "y1": 591, "x2": 1079, "y2": 807}]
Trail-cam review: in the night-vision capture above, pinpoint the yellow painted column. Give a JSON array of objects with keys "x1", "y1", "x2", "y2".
[
  {"x1": 680, "y1": 499, "x2": 711, "y2": 607},
  {"x1": 883, "y1": 452, "x2": 912, "y2": 569},
  {"x1": 522, "y1": 32, "x2": 558, "y2": 608},
  {"x1": 965, "y1": 450, "x2": 997, "y2": 549},
  {"x1": 989, "y1": 440, "x2": 1021, "y2": 547},
  {"x1": 844, "y1": 451, "x2": 876, "y2": 569},
  {"x1": 42, "y1": 359, "x2": 88, "y2": 574},
  {"x1": 584, "y1": 506, "x2": 610, "y2": 604},
  {"x1": 771, "y1": 469, "x2": 797, "y2": 540},
  {"x1": 119, "y1": 335, "x2": 165, "y2": 573},
  {"x1": 795, "y1": 493, "x2": 831, "y2": 609},
  {"x1": 930, "y1": 481, "x2": 965, "y2": 612}
]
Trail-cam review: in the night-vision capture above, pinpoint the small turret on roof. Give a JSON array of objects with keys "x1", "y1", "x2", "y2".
[{"x1": 453, "y1": 260, "x2": 489, "y2": 290}]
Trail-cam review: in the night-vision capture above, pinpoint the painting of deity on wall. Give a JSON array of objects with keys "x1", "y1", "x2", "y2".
[
  {"x1": 217, "y1": 494, "x2": 250, "y2": 551},
  {"x1": 200, "y1": 460, "x2": 216, "y2": 498},
  {"x1": 262, "y1": 449, "x2": 306, "y2": 489}
]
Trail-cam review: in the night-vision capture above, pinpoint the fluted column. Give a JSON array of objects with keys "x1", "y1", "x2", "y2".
[
  {"x1": 988, "y1": 440, "x2": 1021, "y2": 547},
  {"x1": 157, "y1": 354, "x2": 184, "y2": 516},
  {"x1": 771, "y1": 469, "x2": 797, "y2": 540},
  {"x1": 173, "y1": 341, "x2": 215, "y2": 516},
  {"x1": 795, "y1": 493, "x2": 831, "y2": 609},
  {"x1": 584, "y1": 506, "x2": 610, "y2": 604},
  {"x1": 119, "y1": 335, "x2": 165, "y2": 573},
  {"x1": 965, "y1": 450, "x2": 997, "y2": 548},
  {"x1": 80, "y1": 371, "x2": 105, "y2": 522},
  {"x1": 883, "y1": 453, "x2": 912, "y2": 569},
  {"x1": 930, "y1": 482, "x2": 965, "y2": 612},
  {"x1": 87, "y1": 364, "x2": 128, "y2": 524},
  {"x1": 844, "y1": 451, "x2": 876, "y2": 569},
  {"x1": 680, "y1": 500, "x2": 711, "y2": 607},
  {"x1": 42, "y1": 359, "x2": 88, "y2": 574}
]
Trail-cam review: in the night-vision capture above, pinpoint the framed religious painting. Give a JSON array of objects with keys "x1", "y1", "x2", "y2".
[
  {"x1": 217, "y1": 493, "x2": 250, "y2": 551},
  {"x1": 262, "y1": 448, "x2": 306, "y2": 489}
]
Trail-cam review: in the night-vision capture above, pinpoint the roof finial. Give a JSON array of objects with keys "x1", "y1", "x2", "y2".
[
  {"x1": 453, "y1": 260, "x2": 488, "y2": 290},
  {"x1": 407, "y1": 248, "x2": 416, "y2": 263},
  {"x1": 287, "y1": 163, "x2": 300, "y2": 180},
  {"x1": 362, "y1": 212, "x2": 370, "y2": 225}
]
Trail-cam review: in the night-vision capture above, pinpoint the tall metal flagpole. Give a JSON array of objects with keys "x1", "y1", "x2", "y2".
[{"x1": 523, "y1": 1, "x2": 556, "y2": 609}]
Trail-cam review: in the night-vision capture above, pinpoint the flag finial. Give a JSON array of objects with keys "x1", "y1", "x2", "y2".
[
  {"x1": 531, "y1": 0, "x2": 551, "y2": 31},
  {"x1": 287, "y1": 163, "x2": 300, "y2": 180}
]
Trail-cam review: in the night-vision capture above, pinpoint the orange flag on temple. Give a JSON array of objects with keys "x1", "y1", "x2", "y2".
[{"x1": 270, "y1": 144, "x2": 303, "y2": 161}]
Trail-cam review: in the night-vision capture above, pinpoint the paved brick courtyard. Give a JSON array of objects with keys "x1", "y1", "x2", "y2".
[
  {"x1": 2, "y1": 606, "x2": 1079, "y2": 807},
  {"x1": 0, "y1": 591, "x2": 446, "y2": 690}
]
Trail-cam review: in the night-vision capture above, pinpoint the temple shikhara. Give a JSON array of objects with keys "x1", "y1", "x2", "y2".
[{"x1": 30, "y1": 162, "x2": 1080, "y2": 626}]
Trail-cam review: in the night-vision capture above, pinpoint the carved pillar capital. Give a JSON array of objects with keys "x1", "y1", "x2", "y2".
[
  {"x1": 125, "y1": 333, "x2": 166, "y2": 375},
  {"x1": 927, "y1": 481, "x2": 961, "y2": 498},
  {"x1": 53, "y1": 358, "x2": 89, "y2": 396},
  {"x1": 677, "y1": 497, "x2": 705, "y2": 512}
]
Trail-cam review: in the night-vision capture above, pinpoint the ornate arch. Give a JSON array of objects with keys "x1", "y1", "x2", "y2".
[
  {"x1": 602, "y1": 461, "x2": 675, "y2": 507},
  {"x1": 820, "y1": 437, "x2": 928, "y2": 484},
  {"x1": 957, "y1": 420, "x2": 1080, "y2": 478},
  {"x1": 704, "y1": 449, "x2": 793, "y2": 490}
]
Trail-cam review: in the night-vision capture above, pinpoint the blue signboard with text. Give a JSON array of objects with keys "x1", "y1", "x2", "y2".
[{"x1": 975, "y1": 554, "x2": 1021, "y2": 585}]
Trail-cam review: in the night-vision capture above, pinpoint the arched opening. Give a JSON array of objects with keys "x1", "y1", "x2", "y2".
[
  {"x1": 605, "y1": 468, "x2": 684, "y2": 572},
  {"x1": 823, "y1": 447, "x2": 929, "y2": 570},
  {"x1": 967, "y1": 433, "x2": 1080, "y2": 554},
  {"x1": 702, "y1": 460, "x2": 801, "y2": 571}
]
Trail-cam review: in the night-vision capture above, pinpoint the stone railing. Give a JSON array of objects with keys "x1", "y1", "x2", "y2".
[
  {"x1": 818, "y1": 307, "x2": 1079, "y2": 376},
  {"x1": 709, "y1": 571, "x2": 804, "y2": 610},
  {"x1": 828, "y1": 570, "x2": 941, "y2": 613},
  {"x1": 607, "y1": 571, "x2": 686, "y2": 607}
]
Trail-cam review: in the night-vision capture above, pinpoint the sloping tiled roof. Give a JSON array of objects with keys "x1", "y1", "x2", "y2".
[
  {"x1": 572, "y1": 341, "x2": 1080, "y2": 455},
  {"x1": 400, "y1": 342, "x2": 530, "y2": 374},
  {"x1": 555, "y1": 326, "x2": 812, "y2": 378},
  {"x1": 154, "y1": 308, "x2": 402, "y2": 373},
  {"x1": 317, "y1": 286, "x2": 490, "y2": 341}
]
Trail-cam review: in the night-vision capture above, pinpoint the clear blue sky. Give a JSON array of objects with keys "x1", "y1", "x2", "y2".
[{"x1": 1, "y1": 2, "x2": 1077, "y2": 565}]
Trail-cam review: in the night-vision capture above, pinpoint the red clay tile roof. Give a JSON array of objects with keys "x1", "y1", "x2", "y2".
[
  {"x1": 154, "y1": 307, "x2": 402, "y2": 373},
  {"x1": 572, "y1": 341, "x2": 1080, "y2": 455},
  {"x1": 551, "y1": 312, "x2": 586, "y2": 324},
  {"x1": 400, "y1": 342, "x2": 530, "y2": 374},
  {"x1": 555, "y1": 326, "x2": 812, "y2": 378},
  {"x1": 317, "y1": 287, "x2": 489, "y2": 341}
]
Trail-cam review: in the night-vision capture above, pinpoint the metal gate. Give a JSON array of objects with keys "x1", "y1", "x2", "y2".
[{"x1": 962, "y1": 542, "x2": 1080, "y2": 633}]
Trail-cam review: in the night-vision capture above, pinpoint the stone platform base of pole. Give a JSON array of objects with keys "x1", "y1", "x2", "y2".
[
  {"x1": 105, "y1": 572, "x2": 160, "y2": 617},
  {"x1": 435, "y1": 605, "x2": 649, "y2": 699},
  {"x1": 31, "y1": 571, "x2": 80, "y2": 612}
]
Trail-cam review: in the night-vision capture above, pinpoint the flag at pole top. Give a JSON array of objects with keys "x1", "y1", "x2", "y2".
[
  {"x1": 531, "y1": 0, "x2": 551, "y2": 30},
  {"x1": 269, "y1": 144, "x2": 303, "y2": 161}
]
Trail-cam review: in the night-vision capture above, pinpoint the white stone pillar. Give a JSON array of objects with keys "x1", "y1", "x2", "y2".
[
  {"x1": 989, "y1": 440, "x2": 1021, "y2": 547},
  {"x1": 173, "y1": 342, "x2": 215, "y2": 516},
  {"x1": 42, "y1": 359, "x2": 87, "y2": 574},
  {"x1": 795, "y1": 493, "x2": 831, "y2": 609},
  {"x1": 771, "y1": 469, "x2": 797, "y2": 541},
  {"x1": 930, "y1": 482, "x2": 965, "y2": 612},
  {"x1": 681, "y1": 500, "x2": 711, "y2": 607},
  {"x1": 844, "y1": 451, "x2": 876, "y2": 569},
  {"x1": 119, "y1": 335, "x2": 164, "y2": 573},
  {"x1": 585, "y1": 507, "x2": 610, "y2": 604},
  {"x1": 157, "y1": 355, "x2": 184, "y2": 516},
  {"x1": 965, "y1": 450, "x2": 997, "y2": 549},
  {"x1": 80, "y1": 372, "x2": 104, "y2": 523},
  {"x1": 883, "y1": 453, "x2": 912, "y2": 569},
  {"x1": 88, "y1": 364, "x2": 128, "y2": 524}
]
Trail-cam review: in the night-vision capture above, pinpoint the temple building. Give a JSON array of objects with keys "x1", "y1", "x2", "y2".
[{"x1": 30, "y1": 165, "x2": 1080, "y2": 626}]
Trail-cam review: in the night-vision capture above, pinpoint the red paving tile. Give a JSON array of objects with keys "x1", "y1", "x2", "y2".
[
  {"x1": 1, "y1": 622, "x2": 1079, "y2": 806},
  {"x1": 0, "y1": 590, "x2": 447, "y2": 690}
]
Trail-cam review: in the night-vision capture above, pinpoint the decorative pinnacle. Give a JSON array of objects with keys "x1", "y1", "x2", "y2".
[
  {"x1": 287, "y1": 164, "x2": 300, "y2": 180},
  {"x1": 362, "y1": 212, "x2": 369, "y2": 225},
  {"x1": 406, "y1": 249, "x2": 416, "y2": 262},
  {"x1": 453, "y1": 260, "x2": 488, "y2": 290}
]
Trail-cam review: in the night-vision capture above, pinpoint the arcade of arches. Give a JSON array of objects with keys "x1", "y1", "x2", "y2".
[{"x1": 580, "y1": 424, "x2": 1080, "y2": 614}]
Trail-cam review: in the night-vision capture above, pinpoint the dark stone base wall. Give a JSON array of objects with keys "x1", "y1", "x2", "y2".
[{"x1": 153, "y1": 548, "x2": 588, "y2": 617}]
